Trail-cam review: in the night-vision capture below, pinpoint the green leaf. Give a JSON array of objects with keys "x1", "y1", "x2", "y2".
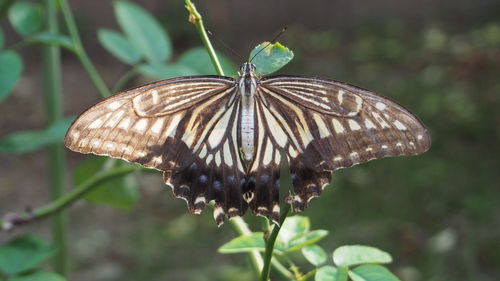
[
  {"x1": 178, "y1": 47, "x2": 237, "y2": 76},
  {"x1": 115, "y1": 1, "x2": 171, "y2": 63},
  {"x1": 0, "y1": 116, "x2": 74, "y2": 154},
  {"x1": 302, "y1": 245, "x2": 327, "y2": 266},
  {"x1": 10, "y1": 271, "x2": 67, "y2": 281},
  {"x1": 348, "y1": 265, "x2": 401, "y2": 281},
  {"x1": 333, "y1": 245, "x2": 393, "y2": 268},
  {"x1": 315, "y1": 266, "x2": 349, "y2": 281},
  {"x1": 75, "y1": 157, "x2": 139, "y2": 211},
  {"x1": 27, "y1": 32, "x2": 74, "y2": 50},
  {"x1": 0, "y1": 27, "x2": 4, "y2": 49},
  {"x1": 0, "y1": 235, "x2": 57, "y2": 275},
  {"x1": 218, "y1": 233, "x2": 267, "y2": 254},
  {"x1": 249, "y1": 41, "x2": 294, "y2": 75},
  {"x1": 138, "y1": 63, "x2": 196, "y2": 79},
  {"x1": 8, "y1": 1, "x2": 43, "y2": 37},
  {"x1": 0, "y1": 51, "x2": 23, "y2": 102},
  {"x1": 98, "y1": 29, "x2": 142, "y2": 64},
  {"x1": 277, "y1": 215, "x2": 310, "y2": 244},
  {"x1": 286, "y1": 230, "x2": 329, "y2": 252}
]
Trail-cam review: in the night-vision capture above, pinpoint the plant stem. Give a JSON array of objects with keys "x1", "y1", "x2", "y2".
[
  {"x1": 1, "y1": 166, "x2": 140, "y2": 231},
  {"x1": 112, "y1": 67, "x2": 138, "y2": 93},
  {"x1": 300, "y1": 268, "x2": 318, "y2": 281},
  {"x1": 41, "y1": 0, "x2": 67, "y2": 276},
  {"x1": 261, "y1": 204, "x2": 291, "y2": 281},
  {"x1": 229, "y1": 217, "x2": 264, "y2": 273},
  {"x1": 58, "y1": 0, "x2": 111, "y2": 97},
  {"x1": 185, "y1": 0, "x2": 224, "y2": 75}
]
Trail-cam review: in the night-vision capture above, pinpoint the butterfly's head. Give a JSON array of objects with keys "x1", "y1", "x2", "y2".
[{"x1": 239, "y1": 62, "x2": 256, "y2": 77}]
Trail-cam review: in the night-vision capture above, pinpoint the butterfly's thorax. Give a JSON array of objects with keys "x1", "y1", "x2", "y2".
[{"x1": 238, "y1": 63, "x2": 258, "y2": 164}]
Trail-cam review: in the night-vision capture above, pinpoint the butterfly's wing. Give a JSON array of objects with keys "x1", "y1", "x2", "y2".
[
  {"x1": 65, "y1": 76, "x2": 248, "y2": 225},
  {"x1": 256, "y1": 75, "x2": 431, "y2": 210}
]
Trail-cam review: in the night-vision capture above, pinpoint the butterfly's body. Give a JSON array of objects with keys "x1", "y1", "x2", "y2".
[
  {"x1": 237, "y1": 63, "x2": 258, "y2": 164},
  {"x1": 65, "y1": 62, "x2": 431, "y2": 226}
]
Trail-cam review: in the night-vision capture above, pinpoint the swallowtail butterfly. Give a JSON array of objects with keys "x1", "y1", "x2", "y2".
[{"x1": 65, "y1": 62, "x2": 431, "y2": 226}]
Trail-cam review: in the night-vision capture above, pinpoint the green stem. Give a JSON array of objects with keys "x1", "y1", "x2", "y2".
[
  {"x1": 41, "y1": 0, "x2": 67, "y2": 276},
  {"x1": 271, "y1": 258, "x2": 295, "y2": 280},
  {"x1": 185, "y1": 0, "x2": 224, "y2": 75},
  {"x1": 261, "y1": 204, "x2": 291, "y2": 281},
  {"x1": 1, "y1": 166, "x2": 140, "y2": 231},
  {"x1": 229, "y1": 217, "x2": 264, "y2": 274},
  {"x1": 112, "y1": 67, "x2": 138, "y2": 93},
  {"x1": 59, "y1": 0, "x2": 111, "y2": 97},
  {"x1": 300, "y1": 268, "x2": 318, "y2": 281}
]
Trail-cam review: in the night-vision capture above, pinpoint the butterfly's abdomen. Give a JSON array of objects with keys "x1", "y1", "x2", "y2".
[
  {"x1": 240, "y1": 97, "x2": 255, "y2": 162},
  {"x1": 238, "y1": 76, "x2": 258, "y2": 164}
]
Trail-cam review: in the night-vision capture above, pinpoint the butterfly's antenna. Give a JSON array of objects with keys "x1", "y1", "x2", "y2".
[
  {"x1": 249, "y1": 27, "x2": 287, "y2": 63},
  {"x1": 206, "y1": 28, "x2": 245, "y2": 62}
]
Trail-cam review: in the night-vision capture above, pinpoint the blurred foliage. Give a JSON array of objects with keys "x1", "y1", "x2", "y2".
[
  {"x1": 0, "y1": 235, "x2": 66, "y2": 281},
  {"x1": 98, "y1": 1, "x2": 236, "y2": 79},
  {"x1": 0, "y1": 117, "x2": 73, "y2": 154},
  {"x1": 219, "y1": 216, "x2": 400, "y2": 281},
  {"x1": 74, "y1": 157, "x2": 139, "y2": 211},
  {"x1": 0, "y1": 50, "x2": 22, "y2": 102},
  {"x1": 7, "y1": 1, "x2": 43, "y2": 37}
]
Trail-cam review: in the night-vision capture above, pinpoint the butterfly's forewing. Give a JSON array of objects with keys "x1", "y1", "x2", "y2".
[
  {"x1": 257, "y1": 76, "x2": 431, "y2": 209},
  {"x1": 65, "y1": 76, "x2": 250, "y2": 224}
]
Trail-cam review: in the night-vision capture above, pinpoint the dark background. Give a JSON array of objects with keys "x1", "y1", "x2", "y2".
[{"x1": 1, "y1": 0, "x2": 499, "y2": 280}]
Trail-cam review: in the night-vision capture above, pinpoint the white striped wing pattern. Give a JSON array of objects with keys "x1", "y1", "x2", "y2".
[{"x1": 65, "y1": 71, "x2": 431, "y2": 226}]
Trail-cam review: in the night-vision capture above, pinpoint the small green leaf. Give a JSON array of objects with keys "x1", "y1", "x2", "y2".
[
  {"x1": 249, "y1": 41, "x2": 294, "y2": 75},
  {"x1": 0, "y1": 27, "x2": 4, "y2": 49},
  {"x1": 0, "y1": 235, "x2": 57, "y2": 275},
  {"x1": 98, "y1": 29, "x2": 142, "y2": 64},
  {"x1": 10, "y1": 271, "x2": 67, "y2": 281},
  {"x1": 27, "y1": 32, "x2": 74, "y2": 50},
  {"x1": 0, "y1": 116, "x2": 74, "y2": 154},
  {"x1": 333, "y1": 245, "x2": 393, "y2": 268},
  {"x1": 277, "y1": 215, "x2": 310, "y2": 244},
  {"x1": 315, "y1": 266, "x2": 349, "y2": 281},
  {"x1": 138, "y1": 63, "x2": 196, "y2": 79},
  {"x1": 75, "y1": 157, "x2": 139, "y2": 211},
  {"x1": 115, "y1": 1, "x2": 171, "y2": 63},
  {"x1": 0, "y1": 51, "x2": 23, "y2": 102},
  {"x1": 178, "y1": 47, "x2": 237, "y2": 76},
  {"x1": 348, "y1": 265, "x2": 401, "y2": 281},
  {"x1": 302, "y1": 245, "x2": 327, "y2": 266},
  {"x1": 8, "y1": 1, "x2": 43, "y2": 37},
  {"x1": 286, "y1": 230, "x2": 329, "y2": 252},
  {"x1": 218, "y1": 233, "x2": 267, "y2": 254}
]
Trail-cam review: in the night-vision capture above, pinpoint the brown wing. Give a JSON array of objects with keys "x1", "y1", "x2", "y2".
[
  {"x1": 255, "y1": 75, "x2": 431, "y2": 211},
  {"x1": 65, "y1": 76, "x2": 249, "y2": 225}
]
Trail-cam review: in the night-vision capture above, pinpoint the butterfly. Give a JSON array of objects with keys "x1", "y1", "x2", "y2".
[{"x1": 65, "y1": 61, "x2": 431, "y2": 226}]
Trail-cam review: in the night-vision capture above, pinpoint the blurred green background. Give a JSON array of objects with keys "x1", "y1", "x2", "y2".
[{"x1": 0, "y1": 0, "x2": 499, "y2": 280}]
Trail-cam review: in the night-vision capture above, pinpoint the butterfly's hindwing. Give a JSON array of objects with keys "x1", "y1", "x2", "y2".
[{"x1": 162, "y1": 96, "x2": 249, "y2": 225}]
